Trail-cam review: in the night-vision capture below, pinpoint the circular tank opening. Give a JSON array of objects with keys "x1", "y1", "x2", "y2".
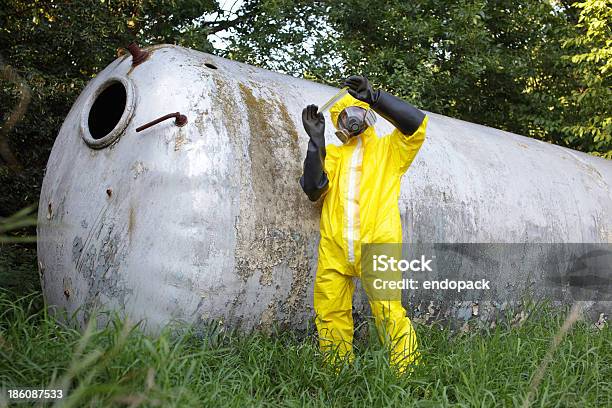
[
  {"x1": 87, "y1": 81, "x2": 127, "y2": 140},
  {"x1": 204, "y1": 62, "x2": 218, "y2": 70},
  {"x1": 81, "y1": 76, "x2": 135, "y2": 149}
]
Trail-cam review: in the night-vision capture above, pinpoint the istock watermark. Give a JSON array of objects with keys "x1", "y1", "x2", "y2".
[
  {"x1": 361, "y1": 243, "x2": 612, "y2": 302},
  {"x1": 372, "y1": 254, "x2": 434, "y2": 272}
]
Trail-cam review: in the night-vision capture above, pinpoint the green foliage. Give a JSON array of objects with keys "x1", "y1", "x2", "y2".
[
  {"x1": 562, "y1": 0, "x2": 612, "y2": 158},
  {"x1": 0, "y1": 244, "x2": 38, "y2": 298},
  {"x1": 222, "y1": 1, "x2": 342, "y2": 82},
  {"x1": 0, "y1": 291, "x2": 610, "y2": 406},
  {"x1": 0, "y1": 204, "x2": 37, "y2": 243},
  {"x1": 0, "y1": 206, "x2": 38, "y2": 297},
  {"x1": 229, "y1": 0, "x2": 610, "y2": 156}
]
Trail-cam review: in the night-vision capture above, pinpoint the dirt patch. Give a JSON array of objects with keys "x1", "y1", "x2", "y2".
[
  {"x1": 237, "y1": 82, "x2": 315, "y2": 320},
  {"x1": 210, "y1": 76, "x2": 320, "y2": 328}
]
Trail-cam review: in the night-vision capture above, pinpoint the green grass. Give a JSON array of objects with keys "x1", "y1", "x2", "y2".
[
  {"x1": 0, "y1": 244, "x2": 39, "y2": 298},
  {"x1": 0, "y1": 291, "x2": 610, "y2": 407}
]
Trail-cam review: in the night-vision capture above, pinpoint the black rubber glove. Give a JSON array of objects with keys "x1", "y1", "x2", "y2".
[
  {"x1": 299, "y1": 104, "x2": 329, "y2": 202},
  {"x1": 343, "y1": 75, "x2": 376, "y2": 105},
  {"x1": 370, "y1": 90, "x2": 425, "y2": 135},
  {"x1": 343, "y1": 75, "x2": 425, "y2": 135},
  {"x1": 302, "y1": 104, "x2": 325, "y2": 149}
]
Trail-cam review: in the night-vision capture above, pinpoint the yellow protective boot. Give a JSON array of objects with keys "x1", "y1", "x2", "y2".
[{"x1": 370, "y1": 300, "x2": 421, "y2": 374}]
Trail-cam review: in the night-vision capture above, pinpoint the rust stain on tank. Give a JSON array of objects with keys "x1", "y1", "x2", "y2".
[
  {"x1": 207, "y1": 80, "x2": 319, "y2": 326},
  {"x1": 126, "y1": 44, "x2": 168, "y2": 75},
  {"x1": 128, "y1": 206, "x2": 136, "y2": 241}
]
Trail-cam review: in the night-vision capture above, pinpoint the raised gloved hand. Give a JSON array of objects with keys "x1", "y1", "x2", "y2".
[
  {"x1": 300, "y1": 104, "x2": 328, "y2": 201},
  {"x1": 344, "y1": 75, "x2": 425, "y2": 135},
  {"x1": 302, "y1": 104, "x2": 325, "y2": 148},
  {"x1": 343, "y1": 75, "x2": 377, "y2": 105}
]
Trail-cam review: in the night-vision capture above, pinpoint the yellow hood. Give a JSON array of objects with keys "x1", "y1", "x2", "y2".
[{"x1": 329, "y1": 93, "x2": 371, "y2": 129}]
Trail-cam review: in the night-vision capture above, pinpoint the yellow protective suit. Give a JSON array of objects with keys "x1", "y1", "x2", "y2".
[{"x1": 314, "y1": 94, "x2": 428, "y2": 372}]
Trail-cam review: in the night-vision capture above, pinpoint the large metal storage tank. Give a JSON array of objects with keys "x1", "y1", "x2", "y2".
[{"x1": 37, "y1": 44, "x2": 612, "y2": 332}]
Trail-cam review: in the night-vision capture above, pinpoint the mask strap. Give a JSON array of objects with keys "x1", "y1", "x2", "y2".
[{"x1": 365, "y1": 109, "x2": 377, "y2": 127}]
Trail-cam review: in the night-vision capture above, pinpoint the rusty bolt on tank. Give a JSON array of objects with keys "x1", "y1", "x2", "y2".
[{"x1": 127, "y1": 42, "x2": 149, "y2": 67}]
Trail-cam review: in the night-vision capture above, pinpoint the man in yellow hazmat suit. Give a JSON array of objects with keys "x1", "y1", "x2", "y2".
[{"x1": 300, "y1": 75, "x2": 428, "y2": 372}]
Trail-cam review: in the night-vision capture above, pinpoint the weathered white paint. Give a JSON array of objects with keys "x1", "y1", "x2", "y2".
[{"x1": 38, "y1": 45, "x2": 612, "y2": 332}]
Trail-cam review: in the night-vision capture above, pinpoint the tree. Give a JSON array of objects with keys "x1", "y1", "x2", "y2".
[
  {"x1": 562, "y1": 0, "x2": 612, "y2": 158},
  {"x1": 228, "y1": 0, "x2": 610, "y2": 157}
]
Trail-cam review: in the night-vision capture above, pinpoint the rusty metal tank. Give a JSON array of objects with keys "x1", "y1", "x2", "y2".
[{"x1": 37, "y1": 44, "x2": 612, "y2": 332}]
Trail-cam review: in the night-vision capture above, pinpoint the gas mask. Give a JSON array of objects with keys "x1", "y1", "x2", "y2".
[{"x1": 335, "y1": 106, "x2": 377, "y2": 143}]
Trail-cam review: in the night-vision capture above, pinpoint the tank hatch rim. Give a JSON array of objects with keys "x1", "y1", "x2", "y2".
[{"x1": 80, "y1": 75, "x2": 136, "y2": 149}]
